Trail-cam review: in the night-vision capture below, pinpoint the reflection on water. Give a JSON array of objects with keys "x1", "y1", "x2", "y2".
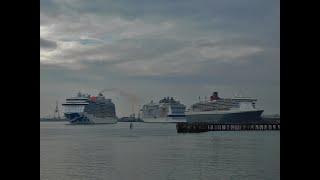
[{"x1": 40, "y1": 122, "x2": 279, "y2": 180}]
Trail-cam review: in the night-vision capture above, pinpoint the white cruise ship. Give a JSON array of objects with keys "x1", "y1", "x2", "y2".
[
  {"x1": 186, "y1": 92, "x2": 263, "y2": 123},
  {"x1": 140, "y1": 97, "x2": 186, "y2": 123},
  {"x1": 62, "y1": 92, "x2": 118, "y2": 124}
]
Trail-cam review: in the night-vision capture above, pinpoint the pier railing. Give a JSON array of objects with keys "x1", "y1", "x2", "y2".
[{"x1": 176, "y1": 122, "x2": 280, "y2": 133}]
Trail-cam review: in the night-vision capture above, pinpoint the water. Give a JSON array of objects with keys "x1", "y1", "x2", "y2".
[{"x1": 40, "y1": 122, "x2": 280, "y2": 180}]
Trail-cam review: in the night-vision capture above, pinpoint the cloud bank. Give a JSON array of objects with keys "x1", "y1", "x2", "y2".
[{"x1": 40, "y1": 0, "x2": 279, "y2": 117}]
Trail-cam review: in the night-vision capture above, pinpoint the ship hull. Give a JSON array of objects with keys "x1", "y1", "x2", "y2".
[
  {"x1": 185, "y1": 110, "x2": 263, "y2": 123},
  {"x1": 64, "y1": 112, "x2": 117, "y2": 124},
  {"x1": 142, "y1": 116, "x2": 186, "y2": 123}
]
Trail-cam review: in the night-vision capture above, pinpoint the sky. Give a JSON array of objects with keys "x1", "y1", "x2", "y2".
[{"x1": 40, "y1": 0, "x2": 280, "y2": 117}]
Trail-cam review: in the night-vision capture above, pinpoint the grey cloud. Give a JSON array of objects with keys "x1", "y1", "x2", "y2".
[
  {"x1": 41, "y1": 36, "x2": 190, "y2": 69},
  {"x1": 41, "y1": 0, "x2": 277, "y2": 22},
  {"x1": 194, "y1": 37, "x2": 275, "y2": 48},
  {"x1": 40, "y1": 38, "x2": 57, "y2": 50}
]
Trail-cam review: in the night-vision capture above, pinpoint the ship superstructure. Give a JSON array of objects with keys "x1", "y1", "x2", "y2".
[{"x1": 62, "y1": 92, "x2": 117, "y2": 124}]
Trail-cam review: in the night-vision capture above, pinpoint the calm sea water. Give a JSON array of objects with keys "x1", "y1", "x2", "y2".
[{"x1": 40, "y1": 122, "x2": 280, "y2": 180}]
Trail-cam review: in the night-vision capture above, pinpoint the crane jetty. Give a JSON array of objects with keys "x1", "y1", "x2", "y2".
[{"x1": 40, "y1": 101, "x2": 67, "y2": 122}]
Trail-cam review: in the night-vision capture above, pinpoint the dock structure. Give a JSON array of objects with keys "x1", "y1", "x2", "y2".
[{"x1": 176, "y1": 121, "x2": 280, "y2": 133}]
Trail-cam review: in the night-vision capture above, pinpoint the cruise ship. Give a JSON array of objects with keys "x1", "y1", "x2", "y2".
[
  {"x1": 185, "y1": 92, "x2": 263, "y2": 123},
  {"x1": 62, "y1": 92, "x2": 118, "y2": 124},
  {"x1": 140, "y1": 97, "x2": 186, "y2": 123}
]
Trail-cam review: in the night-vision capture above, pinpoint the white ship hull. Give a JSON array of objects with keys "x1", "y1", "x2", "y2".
[
  {"x1": 142, "y1": 117, "x2": 186, "y2": 123},
  {"x1": 84, "y1": 113, "x2": 117, "y2": 124},
  {"x1": 65, "y1": 112, "x2": 117, "y2": 124},
  {"x1": 185, "y1": 109, "x2": 263, "y2": 123}
]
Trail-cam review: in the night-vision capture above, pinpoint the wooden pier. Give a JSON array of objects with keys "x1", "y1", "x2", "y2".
[{"x1": 176, "y1": 122, "x2": 280, "y2": 133}]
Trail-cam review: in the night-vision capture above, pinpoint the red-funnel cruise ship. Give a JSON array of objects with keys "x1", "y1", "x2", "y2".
[{"x1": 185, "y1": 92, "x2": 264, "y2": 123}]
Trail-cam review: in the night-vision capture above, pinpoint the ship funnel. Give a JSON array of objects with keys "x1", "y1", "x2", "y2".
[{"x1": 210, "y1": 91, "x2": 220, "y2": 101}]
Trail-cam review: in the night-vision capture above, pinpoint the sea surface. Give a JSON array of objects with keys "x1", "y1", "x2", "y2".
[{"x1": 40, "y1": 122, "x2": 280, "y2": 180}]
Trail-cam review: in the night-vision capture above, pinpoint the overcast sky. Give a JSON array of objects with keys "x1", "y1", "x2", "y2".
[{"x1": 40, "y1": 0, "x2": 279, "y2": 117}]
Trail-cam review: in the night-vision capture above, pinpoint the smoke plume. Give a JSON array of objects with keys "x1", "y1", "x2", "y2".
[{"x1": 100, "y1": 88, "x2": 141, "y2": 112}]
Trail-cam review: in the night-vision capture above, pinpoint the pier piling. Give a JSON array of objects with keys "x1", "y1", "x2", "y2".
[{"x1": 176, "y1": 122, "x2": 280, "y2": 133}]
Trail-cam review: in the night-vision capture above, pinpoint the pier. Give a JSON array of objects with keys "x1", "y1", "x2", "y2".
[{"x1": 176, "y1": 122, "x2": 280, "y2": 133}]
